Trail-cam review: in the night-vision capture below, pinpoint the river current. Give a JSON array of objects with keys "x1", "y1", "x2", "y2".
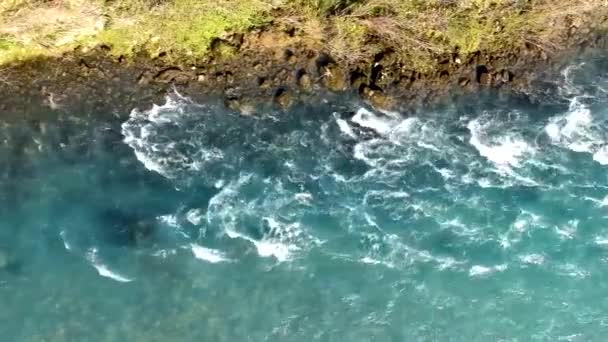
[{"x1": 1, "y1": 54, "x2": 608, "y2": 341}]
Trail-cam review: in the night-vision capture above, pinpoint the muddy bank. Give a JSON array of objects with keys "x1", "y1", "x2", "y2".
[{"x1": 0, "y1": 26, "x2": 606, "y2": 119}]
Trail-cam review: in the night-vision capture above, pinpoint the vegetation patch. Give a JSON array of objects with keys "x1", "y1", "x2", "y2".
[{"x1": 0, "y1": 0, "x2": 605, "y2": 68}]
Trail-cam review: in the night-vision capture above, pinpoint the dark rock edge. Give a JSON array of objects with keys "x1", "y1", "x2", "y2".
[{"x1": 0, "y1": 28, "x2": 606, "y2": 120}]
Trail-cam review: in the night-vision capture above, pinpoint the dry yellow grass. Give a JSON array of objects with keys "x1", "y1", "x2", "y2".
[{"x1": 290, "y1": 0, "x2": 607, "y2": 70}]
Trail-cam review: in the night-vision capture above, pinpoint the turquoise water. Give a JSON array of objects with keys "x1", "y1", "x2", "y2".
[{"x1": 2, "y1": 55, "x2": 608, "y2": 341}]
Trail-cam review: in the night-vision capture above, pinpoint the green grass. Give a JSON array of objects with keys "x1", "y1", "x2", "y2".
[
  {"x1": 0, "y1": 0, "x2": 605, "y2": 68},
  {"x1": 98, "y1": 0, "x2": 271, "y2": 58},
  {"x1": 0, "y1": 0, "x2": 271, "y2": 63}
]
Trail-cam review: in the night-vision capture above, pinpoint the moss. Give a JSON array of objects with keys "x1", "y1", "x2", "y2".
[
  {"x1": 89, "y1": 27, "x2": 145, "y2": 57},
  {"x1": 0, "y1": 35, "x2": 17, "y2": 51},
  {"x1": 329, "y1": 17, "x2": 369, "y2": 62},
  {"x1": 446, "y1": 14, "x2": 494, "y2": 54},
  {"x1": 291, "y1": 0, "x2": 365, "y2": 16},
  {"x1": 93, "y1": 0, "x2": 270, "y2": 59}
]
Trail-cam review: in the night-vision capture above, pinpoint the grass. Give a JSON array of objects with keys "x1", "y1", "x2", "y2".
[
  {"x1": 293, "y1": 0, "x2": 605, "y2": 70},
  {"x1": 0, "y1": 0, "x2": 272, "y2": 63},
  {"x1": 0, "y1": 0, "x2": 605, "y2": 68},
  {"x1": 98, "y1": 0, "x2": 271, "y2": 58}
]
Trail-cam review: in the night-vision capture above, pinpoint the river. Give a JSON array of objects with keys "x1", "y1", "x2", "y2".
[{"x1": 1, "y1": 53, "x2": 608, "y2": 341}]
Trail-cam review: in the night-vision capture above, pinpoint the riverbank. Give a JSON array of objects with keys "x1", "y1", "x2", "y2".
[{"x1": 0, "y1": 0, "x2": 607, "y2": 115}]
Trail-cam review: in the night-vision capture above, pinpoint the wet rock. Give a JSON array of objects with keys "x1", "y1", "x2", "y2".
[
  {"x1": 350, "y1": 70, "x2": 367, "y2": 90},
  {"x1": 498, "y1": 69, "x2": 513, "y2": 83},
  {"x1": 274, "y1": 87, "x2": 292, "y2": 108},
  {"x1": 296, "y1": 69, "x2": 312, "y2": 90},
  {"x1": 479, "y1": 72, "x2": 492, "y2": 86},
  {"x1": 226, "y1": 97, "x2": 257, "y2": 116},
  {"x1": 153, "y1": 67, "x2": 184, "y2": 83},
  {"x1": 320, "y1": 64, "x2": 347, "y2": 92},
  {"x1": 361, "y1": 86, "x2": 393, "y2": 110},
  {"x1": 0, "y1": 14, "x2": 604, "y2": 120},
  {"x1": 239, "y1": 103, "x2": 257, "y2": 116},
  {"x1": 258, "y1": 76, "x2": 271, "y2": 89},
  {"x1": 475, "y1": 65, "x2": 489, "y2": 83}
]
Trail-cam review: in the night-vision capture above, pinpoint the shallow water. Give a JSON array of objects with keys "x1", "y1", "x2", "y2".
[{"x1": 2, "y1": 55, "x2": 608, "y2": 341}]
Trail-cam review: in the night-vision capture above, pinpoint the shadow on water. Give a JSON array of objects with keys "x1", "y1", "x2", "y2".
[{"x1": 0, "y1": 108, "x2": 216, "y2": 261}]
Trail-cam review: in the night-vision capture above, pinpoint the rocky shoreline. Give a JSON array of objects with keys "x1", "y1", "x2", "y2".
[{"x1": 0, "y1": 23, "x2": 606, "y2": 119}]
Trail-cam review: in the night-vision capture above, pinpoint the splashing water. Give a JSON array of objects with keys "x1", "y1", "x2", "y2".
[{"x1": 2, "y1": 55, "x2": 608, "y2": 340}]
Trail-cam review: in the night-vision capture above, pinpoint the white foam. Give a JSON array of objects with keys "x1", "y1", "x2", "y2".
[
  {"x1": 151, "y1": 249, "x2": 177, "y2": 258},
  {"x1": 334, "y1": 113, "x2": 357, "y2": 139},
  {"x1": 554, "y1": 220, "x2": 578, "y2": 240},
  {"x1": 121, "y1": 95, "x2": 225, "y2": 180},
  {"x1": 190, "y1": 244, "x2": 230, "y2": 263},
  {"x1": 500, "y1": 211, "x2": 543, "y2": 249},
  {"x1": 206, "y1": 174, "x2": 318, "y2": 263},
  {"x1": 215, "y1": 179, "x2": 225, "y2": 189},
  {"x1": 93, "y1": 264, "x2": 134, "y2": 283},
  {"x1": 441, "y1": 218, "x2": 480, "y2": 238},
  {"x1": 469, "y1": 264, "x2": 507, "y2": 277},
  {"x1": 544, "y1": 97, "x2": 608, "y2": 165},
  {"x1": 360, "y1": 256, "x2": 395, "y2": 269},
  {"x1": 519, "y1": 254, "x2": 545, "y2": 265},
  {"x1": 59, "y1": 230, "x2": 72, "y2": 251},
  {"x1": 351, "y1": 108, "x2": 398, "y2": 136},
  {"x1": 186, "y1": 209, "x2": 204, "y2": 225},
  {"x1": 436, "y1": 168, "x2": 455, "y2": 180},
  {"x1": 545, "y1": 99, "x2": 594, "y2": 151},
  {"x1": 121, "y1": 100, "x2": 180, "y2": 178},
  {"x1": 294, "y1": 192, "x2": 313, "y2": 204},
  {"x1": 557, "y1": 263, "x2": 589, "y2": 279},
  {"x1": 158, "y1": 214, "x2": 179, "y2": 228},
  {"x1": 253, "y1": 240, "x2": 294, "y2": 262},
  {"x1": 225, "y1": 228, "x2": 296, "y2": 262},
  {"x1": 593, "y1": 146, "x2": 608, "y2": 165},
  {"x1": 434, "y1": 256, "x2": 462, "y2": 271},
  {"x1": 388, "y1": 117, "x2": 419, "y2": 142},
  {"x1": 559, "y1": 62, "x2": 585, "y2": 97},
  {"x1": 468, "y1": 118, "x2": 533, "y2": 169},
  {"x1": 86, "y1": 248, "x2": 133, "y2": 283}
]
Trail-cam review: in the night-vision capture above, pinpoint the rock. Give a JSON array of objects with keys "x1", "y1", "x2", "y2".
[
  {"x1": 258, "y1": 77, "x2": 272, "y2": 89},
  {"x1": 274, "y1": 88, "x2": 292, "y2": 108},
  {"x1": 297, "y1": 72, "x2": 312, "y2": 90},
  {"x1": 475, "y1": 65, "x2": 489, "y2": 83},
  {"x1": 153, "y1": 67, "x2": 184, "y2": 83},
  {"x1": 479, "y1": 73, "x2": 492, "y2": 86},
  {"x1": 361, "y1": 86, "x2": 394, "y2": 110},
  {"x1": 226, "y1": 98, "x2": 257, "y2": 115},
  {"x1": 320, "y1": 65, "x2": 347, "y2": 92}
]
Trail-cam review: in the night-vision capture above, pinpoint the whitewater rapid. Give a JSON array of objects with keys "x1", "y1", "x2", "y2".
[
  {"x1": 117, "y1": 58, "x2": 608, "y2": 282},
  {"x1": 4, "y1": 55, "x2": 608, "y2": 341}
]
